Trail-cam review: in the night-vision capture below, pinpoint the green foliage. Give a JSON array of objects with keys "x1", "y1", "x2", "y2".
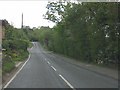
[
  {"x1": 41, "y1": 2, "x2": 119, "y2": 66},
  {"x1": 44, "y1": 1, "x2": 66, "y2": 23},
  {"x1": 33, "y1": 27, "x2": 52, "y2": 47},
  {"x1": 3, "y1": 39, "x2": 29, "y2": 51},
  {"x1": 22, "y1": 28, "x2": 39, "y2": 42},
  {"x1": 2, "y1": 20, "x2": 30, "y2": 74},
  {"x1": 2, "y1": 55, "x2": 15, "y2": 74}
]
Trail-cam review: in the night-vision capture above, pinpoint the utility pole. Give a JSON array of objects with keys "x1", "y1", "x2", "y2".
[{"x1": 21, "y1": 13, "x2": 23, "y2": 29}]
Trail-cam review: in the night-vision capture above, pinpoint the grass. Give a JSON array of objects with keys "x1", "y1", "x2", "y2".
[
  {"x1": 2, "y1": 47, "x2": 29, "y2": 75},
  {"x1": 3, "y1": 60, "x2": 15, "y2": 74}
]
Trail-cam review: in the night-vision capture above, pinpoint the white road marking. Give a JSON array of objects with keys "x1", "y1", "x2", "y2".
[
  {"x1": 47, "y1": 61, "x2": 50, "y2": 64},
  {"x1": 51, "y1": 66, "x2": 56, "y2": 71},
  {"x1": 59, "y1": 74, "x2": 74, "y2": 89},
  {"x1": 45, "y1": 58, "x2": 47, "y2": 61},
  {"x1": 86, "y1": 64, "x2": 91, "y2": 67},
  {"x1": 3, "y1": 54, "x2": 31, "y2": 88}
]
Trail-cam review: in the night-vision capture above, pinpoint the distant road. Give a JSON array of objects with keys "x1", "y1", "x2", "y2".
[{"x1": 6, "y1": 42, "x2": 118, "y2": 88}]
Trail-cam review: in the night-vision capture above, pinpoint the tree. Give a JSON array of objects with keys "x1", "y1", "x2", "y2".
[{"x1": 40, "y1": 2, "x2": 119, "y2": 66}]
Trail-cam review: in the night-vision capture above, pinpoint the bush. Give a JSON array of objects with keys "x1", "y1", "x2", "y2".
[
  {"x1": 2, "y1": 40, "x2": 10, "y2": 50},
  {"x1": 3, "y1": 39, "x2": 29, "y2": 51},
  {"x1": 2, "y1": 20, "x2": 31, "y2": 75},
  {"x1": 2, "y1": 55, "x2": 15, "y2": 74}
]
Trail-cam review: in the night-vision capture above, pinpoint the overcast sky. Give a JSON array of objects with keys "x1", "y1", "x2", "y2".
[{"x1": 0, "y1": 1, "x2": 56, "y2": 28}]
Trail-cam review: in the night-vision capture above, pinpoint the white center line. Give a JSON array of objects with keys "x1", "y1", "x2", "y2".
[
  {"x1": 47, "y1": 61, "x2": 50, "y2": 64},
  {"x1": 45, "y1": 58, "x2": 47, "y2": 61},
  {"x1": 59, "y1": 74, "x2": 74, "y2": 89},
  {"x1": 51, "y1": 66, "x2": 56, "y2": 71}
]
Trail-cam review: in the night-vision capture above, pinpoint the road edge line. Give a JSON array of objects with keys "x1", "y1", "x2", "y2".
[{"x1": 3, "y1": 54, "x2": 31, "y2": 88}]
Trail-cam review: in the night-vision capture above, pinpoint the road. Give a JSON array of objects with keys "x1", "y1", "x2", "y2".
[{"x1": 6, "y1": 42, "x2": 118, "y2": 88}]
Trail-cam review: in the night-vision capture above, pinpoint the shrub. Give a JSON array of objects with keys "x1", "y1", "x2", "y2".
[{"x1": 2, "y1": 55, "x2": 15, "y2": 74}]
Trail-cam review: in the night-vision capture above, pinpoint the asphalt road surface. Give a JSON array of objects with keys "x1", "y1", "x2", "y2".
[{"x1": 6, "y1": 42, "x2": 118, "y2": 88}]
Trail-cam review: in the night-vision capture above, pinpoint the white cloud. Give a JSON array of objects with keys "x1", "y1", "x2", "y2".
[{"x1": 0, "y1": 1, "x2": 55, "y2": 28}]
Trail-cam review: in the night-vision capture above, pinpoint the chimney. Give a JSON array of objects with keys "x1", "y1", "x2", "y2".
[{"x1": 21, "y1": 13, "x2": 23, "y2": 29}]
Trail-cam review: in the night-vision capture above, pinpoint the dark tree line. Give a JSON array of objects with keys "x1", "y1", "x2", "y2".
[{"x1": 35, "y1": 2, "x2": 119, "y2": 66}]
